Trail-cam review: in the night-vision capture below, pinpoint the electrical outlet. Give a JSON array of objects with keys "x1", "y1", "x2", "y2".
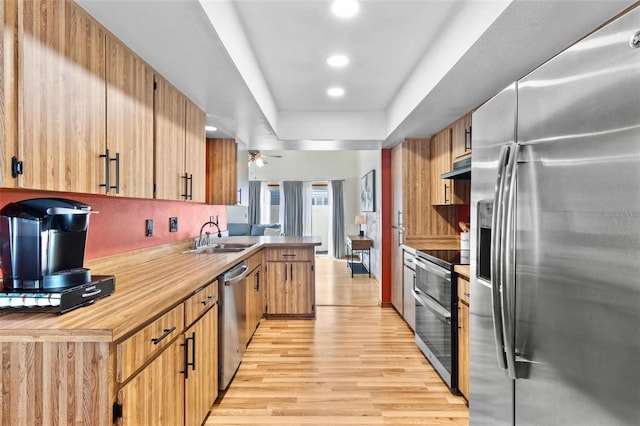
[
  {"x1": 170, "y1": 217, "x2": 178, "y2": 232},
  {"x1": 146, "y1": 219, "x2": 153, "y2": 237}
]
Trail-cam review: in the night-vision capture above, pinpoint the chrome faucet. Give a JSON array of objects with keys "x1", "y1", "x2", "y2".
[{"x1": 196, "y1": 219, "x2": 222, "y2": 248}]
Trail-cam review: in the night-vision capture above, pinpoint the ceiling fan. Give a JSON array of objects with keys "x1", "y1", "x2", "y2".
[{"x1": 248, "y1": 150, "x2": 282, "y2": 167}]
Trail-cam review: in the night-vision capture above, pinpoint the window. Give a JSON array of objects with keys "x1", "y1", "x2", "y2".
[{"x1": 312, "y1": 185, "x2": 328, "y2": 206}]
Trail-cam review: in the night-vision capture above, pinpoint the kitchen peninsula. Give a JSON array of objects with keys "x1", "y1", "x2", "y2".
[{"x1": 0, "y1": 236, "x2": 320, "y2": 426}]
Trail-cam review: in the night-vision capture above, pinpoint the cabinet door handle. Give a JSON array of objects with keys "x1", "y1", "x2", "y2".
[
  {"x1": 188, "y1": 331, "x2": 196, "y2": 371},
  {"x1": 281, "y1": 254, "x2": 297, "y2": 257},
  {"x1": 465, "y1": 127, "x2": 472, "y2": 151},
  {"x1": 110, "y1": 152, "x2": 120, "y2": 194},
  {"x1": 100, "y1": 148, "x2": 110, "y2": 193},
  {"x1": 151, "y1": 326, "x2": 176, "y2": 345},
  {"x1": 444, "y1": 184, "x2": 449, "y2": 204},
  {"x1": 201, "y1": 295, "x2": 215, "y2": 306},
  {"x1": 284, "y1": 263, "x2": 288, "y2": 281},
  {"x1": 181, "y1": 339, "x2": 189, "y2": 378},
  {"x1": 188, "y1": 173, "x2": 193, "y2": 200},
  {"x1": 255, "y1": 271, "x2": 260, "y2": 291},
  {"x1": 181, "y1": 173, "x2": 192, "y2": 200},
  {"x1": 290, "y1": 264, "x2": 293, "y2": 281}
]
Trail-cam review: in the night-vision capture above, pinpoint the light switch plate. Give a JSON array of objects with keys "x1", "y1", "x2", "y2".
[{"x1": 146, "y1": 219, "x2": 153, "y2": 237}]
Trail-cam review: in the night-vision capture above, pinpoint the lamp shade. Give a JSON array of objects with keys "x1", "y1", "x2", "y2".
[{"x1": 355, "y1": 214, "x2": 366, "y2": 224}]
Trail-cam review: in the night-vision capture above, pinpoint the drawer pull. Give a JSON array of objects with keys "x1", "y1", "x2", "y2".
[
  {"x1": 201, "y1": 295, "x2": 215, "y2": 306},
  {"x1": 281, "y1": 254, "x2": 297, "y2": 257},
  {"x1": 464, "y1": 292, "x2": 470, "y2": 298},
  {"x1": 151, "y1": 326, "x2": 176, "y2": 345}
]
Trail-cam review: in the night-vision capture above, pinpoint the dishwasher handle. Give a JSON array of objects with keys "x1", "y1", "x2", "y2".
[{"x1": 223, "y1": 263, "x2": 249, "y2": 285}]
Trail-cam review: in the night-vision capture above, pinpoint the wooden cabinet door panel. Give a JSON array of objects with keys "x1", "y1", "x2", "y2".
[
  {"x1": 106, "y1": 35, "x2": 154, "y2": 198},
  {"x1": 265, "y1": 262, "x2": 287, "y2": 314},
  {"x1": 154, "y1": 75, "x2": 186, "y2": 200},
  {"x1": 458, "y1": 300, "x2": 469, "y2": 399},
  {"x1": 185, "y1": 99, "x2": 206, "y2": 202},
  {"x1": 185, "y1": 305, "x2": 218, "y2": 426},
  {"x1": 206, "y1": 138, "x2": 238, "y2": 205},
  {"x1": 430, "y1": 129, "x2": 452, "y2": 205},
  {"x1": 118, "y1": 339, "x2": 184, "y2": 425},
  {"x1": 288, "y1": 262, "x2": 313, "y2": 315},
  {"x1": 18, "y1": 0, "x2": 105, "y2": 193},
  {"x1": 452, "y1": 112, "x2": 472, "y2": 160}
]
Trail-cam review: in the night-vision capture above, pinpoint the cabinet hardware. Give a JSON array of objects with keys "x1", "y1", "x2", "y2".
[
  {"x1": 11, "y1": 157, "x2": 23, "y2": 178},
  {"x1": 465, "y1": 128, "x2": 472, "y2": 152},
  {"x1": 100, "y1": 149, "x2": 110, "y2": 193},
  {"x1": 181, "y1": 173, "x2": 193, "y2": 200},
  {"x1": 180, "y1": 339, "x2": 189, "y2": 379},
  {"x1": 444, "y1": 184, "x2": 449, "y2": 204},
  {"x1": 112, "y1": 402, "x2": 123, "y2": 423},
  {"x1": 255, "y1": 271, "x2": 260, "y2": 291},
  {"x1": 110, "y1": 152, "x2": 120, "y2": 194},
  {"x1": 151, "y1": 326, "x2": 176, "y2": 345},
  {"x1": 188, "y1": 331, "x2": 196, "y2": 371},
  {"x1": 284, "y1": 263, "x2": 288, "y2": 281},
  {"x1": 281, "y1": 254, "x2": 297, "y2": 257},
  {"x1": 201, "y1": 295, "x2": 215, "y2": 305},
  {"x1": 290, "y1": 264, "x2": 294, "y2": 280}
]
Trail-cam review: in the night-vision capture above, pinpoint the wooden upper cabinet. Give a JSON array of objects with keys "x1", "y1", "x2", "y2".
[
  {"x1": 206, "y1": 138, "x2": 238, "y2": 205},
  {"x1": 402, "y1": 138, "x2": 431, "y2": 236},
  {"x1": 185, "y1": 99, "x2": 206, "y2": 203},
  {"x1": 154, "y1": 75, "x2": 205, "y2": 202},
  {"x1": 1, "y1": 0, "x2": 18, "y2": 188},
  {"x1": 452, "y1": 112, "x2": 472, "y2": 160},
  {"x1": 17, "y1": 0, "x2": 105, "y2": 193},
  {"x1": 430, "y1": 129, "x2": 452, "y2": 205},
  {"x1": 106, "y1": 35, "x2": 154, "y2": 198},
  {"x1": 431, "y1": 128, "x2": 469, "y2": 205}
]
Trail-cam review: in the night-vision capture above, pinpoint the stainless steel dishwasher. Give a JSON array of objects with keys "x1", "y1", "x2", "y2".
[{"x1": 218, "y1": 261, "x2": 249, "y2": 390}]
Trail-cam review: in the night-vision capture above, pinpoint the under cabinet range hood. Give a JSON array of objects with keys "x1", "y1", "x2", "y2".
[{"x1": 441, "y1": 157, "x2": 471, "y2": 180}]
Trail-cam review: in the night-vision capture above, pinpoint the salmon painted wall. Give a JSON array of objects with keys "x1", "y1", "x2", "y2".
[{"x1": 0, "y1": 189, "x2": 227, "y2": 260}]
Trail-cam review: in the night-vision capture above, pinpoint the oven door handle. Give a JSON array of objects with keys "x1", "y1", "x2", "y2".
[
  {"x1": 413, "y1": 290, "x2": 451, "y2": 322},
  {"x1": 412, "y1": 257, "x2": 451, "y2": 279}
]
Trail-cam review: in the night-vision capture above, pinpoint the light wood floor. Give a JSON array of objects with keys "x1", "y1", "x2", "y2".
[
  {"x1": 207, "y1": 258, "x2": 469, "y2": 426},
  {"x1": 314, "y1": 256, "x2": 381, "y2": 307}
]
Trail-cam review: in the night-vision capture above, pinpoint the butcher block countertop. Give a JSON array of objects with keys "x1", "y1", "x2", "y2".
[{"x1": 0, "y1": 236, "x2": 321, "y2": 343}]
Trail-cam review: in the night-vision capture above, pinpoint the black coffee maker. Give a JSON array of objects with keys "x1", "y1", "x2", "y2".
[{"x1": 0, "y1": 198, "x2": 93, "y2": 289}]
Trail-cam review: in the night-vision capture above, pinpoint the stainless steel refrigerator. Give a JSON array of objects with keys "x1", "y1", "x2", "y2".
[{"x1": 470, "y1": 6, "x2": 640, "y2": 425}]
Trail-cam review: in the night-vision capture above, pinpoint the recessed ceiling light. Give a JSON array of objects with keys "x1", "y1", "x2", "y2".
[
  {"x1": 327, "y1": 87, "x2": 345, "y2": 97},
  {"x1": 327, "y1": 55, "x2": 349, "y2": 67},
  {"x1": 331, "y1": 0, "x2": 359, "y2": 18},
  {"x1": 205, "y1": 125, "x2": 217, "y2": 131}
]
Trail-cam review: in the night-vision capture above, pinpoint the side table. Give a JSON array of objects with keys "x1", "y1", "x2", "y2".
[{"x1": 346, "y1": 235, "x2": 373, "y2": 277}]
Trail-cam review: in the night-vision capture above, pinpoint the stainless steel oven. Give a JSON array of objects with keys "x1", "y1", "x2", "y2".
[{"x1": 413, "y1": 250, "x2": 459, "y2": 391}]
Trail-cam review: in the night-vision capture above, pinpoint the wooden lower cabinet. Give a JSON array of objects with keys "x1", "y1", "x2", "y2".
[
  {"x1": 184, "y1": 305, "x2": 218, "y2": 426},
  {"x1": 457, "y1": 276, "x2": 470, "y2": 400},
  {"x1": 246, "y1": 265, "x2": 263, "y2": 343},
  {"x1": 264, "y1": 247, "x2": 315, "y2": 317},
  {"x1": 117, "y1": 339, "x2": 185, "y2": 425},
  {"x1": 116, "y1": 291, "x2": 218, "y2": 425}
]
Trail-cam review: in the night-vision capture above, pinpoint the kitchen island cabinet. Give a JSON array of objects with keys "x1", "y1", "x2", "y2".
[
  {"x1": 264, "y1": 246, "x2": 316, "y2": 318},
  {"x1": 0, "y1": 236, "x2": 320, "y2": 425}
]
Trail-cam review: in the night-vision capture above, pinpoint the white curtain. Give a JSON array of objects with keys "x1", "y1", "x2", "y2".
[{"x1": 259, "y1": 182, "x2": 270, "y2": 224}]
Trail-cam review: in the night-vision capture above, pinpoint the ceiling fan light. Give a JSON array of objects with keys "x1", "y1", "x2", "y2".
[
  {"x1": 327, "y1": 87, "x2": 345, "y2": 97},
  {"x1": 205, "y1": 125, "x2": 217, "y2": 132},
  {"x1": 331, "y1": 0, "x2": 359, "y2": 18},
  {"x1": 255, "y1": 157, "x2": 265, "y2": 168},
  {"x1": 327, "y1": 55, "x2": 349, "y2": 67}
]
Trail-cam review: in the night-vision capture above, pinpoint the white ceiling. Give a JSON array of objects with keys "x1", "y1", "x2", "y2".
[{"x1": 77, "y1": 0, "x2": 635, "y2": 151}]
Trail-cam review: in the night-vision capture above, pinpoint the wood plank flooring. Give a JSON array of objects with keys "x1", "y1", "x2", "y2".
[
  {"x1": 206, "y1": 258, "x2": 469, "y2": 426},
  {"x1": 314, "y1": 256, "x2": 381, "y2": 307}
]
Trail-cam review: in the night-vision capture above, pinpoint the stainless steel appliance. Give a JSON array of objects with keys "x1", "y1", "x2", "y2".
[
  {"x1": 413, "y1": 249, "x2": 468, "y2": 391},
  {"x1": 218, "y1": 260, "x2": 249, "y2": 390},
  {"x1": 0, "y1": 198, "x2": 114, "y2": 314},
  {"x1": 470, "y1": 6, "x2": 640, "y2": 424}
]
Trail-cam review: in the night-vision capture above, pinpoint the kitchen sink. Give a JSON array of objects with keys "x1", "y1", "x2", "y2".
[{"x1": 182, "y1": 242, "x2": 256, "y2": 254}]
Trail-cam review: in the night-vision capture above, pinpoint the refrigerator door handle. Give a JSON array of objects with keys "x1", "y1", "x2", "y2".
[
  {"x1": 501, "y1": 142, "x2": 520, "y2": 380},
  {"x1": 491, "y1": 144, "x2": 510, "y2": 370}
]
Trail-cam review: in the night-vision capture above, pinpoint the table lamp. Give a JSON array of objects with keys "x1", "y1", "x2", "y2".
[{"x1": 355, "y1": 214, "x2": 366, "y2": 236}]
